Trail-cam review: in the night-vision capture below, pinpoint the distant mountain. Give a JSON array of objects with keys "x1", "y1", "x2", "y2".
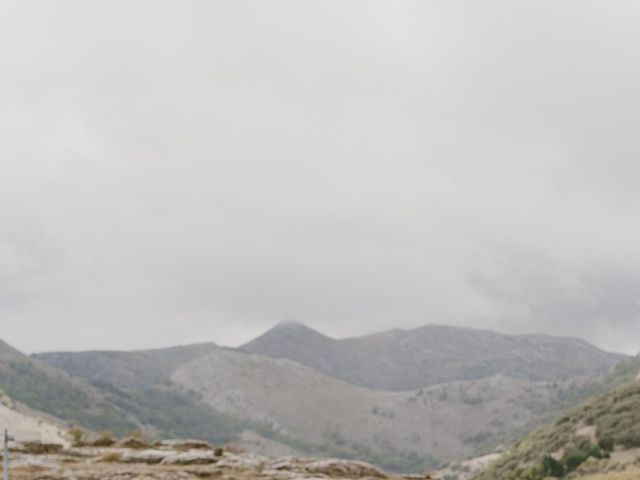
[
  {"x1": 25, "y1": 324, "x2": 631, "y2": 472},
  {"x1": 473, "y1": 356, "x2": 640, "y2": 480},
  {"x1": 36, "y1": 343, "x2": 218, "y2": 389},
  {"x1": 241, "y1": 322, "x2": 627, "y2": 390}
]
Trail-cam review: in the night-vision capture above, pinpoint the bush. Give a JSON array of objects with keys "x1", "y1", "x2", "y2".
[
  {"x1": 563, "y1": 450, "x2": 587, "y2": 472},
  {"x1": 100, "y1": 452, "x2": 122, "y2": 462},
  {"x1": 91, "y1": 431, "x2": 116, "y2": 447},
  {"x1": 69, "y1": 427, "x2": 86, "y2": 447},
  {"x1": 541, "y1": 455, "x2": 565, "y2": 477},
  {"x1": 598, "y1": 435, "x2": 615, "y2": 452}
]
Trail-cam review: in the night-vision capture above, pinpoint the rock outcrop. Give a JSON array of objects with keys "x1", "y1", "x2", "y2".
[{"x1": 3, "y1": 442, "x2": 404, "y2": 480}]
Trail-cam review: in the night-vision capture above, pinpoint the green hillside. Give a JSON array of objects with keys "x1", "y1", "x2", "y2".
[
  {"x1": 474, "y1": 357, "x2": 640, "y2": 480},
  {"x1": 0, "y1": 339, "x2": 249, "y2": 444}
]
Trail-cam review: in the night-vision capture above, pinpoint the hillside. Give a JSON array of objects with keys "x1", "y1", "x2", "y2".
[
  {"x1": 242, "y1": 322, "x2": 627, "y2": 390},
  {"x1": 30, "y1": 324, "x2": 631, "y2": 472},
  {"x1": 170, "y1": 348, "x2": 610, "y2": 471},
  {"x1": 36, "y1": 343, "x2": 218, "y2": 390},
  {"x1": 0, "y1": 339, "x2": 254, "y2": 444},
  {"x1": 473, "y1": 356, "x2": 640, "y2": 480},
  {"x1": 0, "y1": 339, "x2": 138, "y2": 432},
  {"x1": 0, "y1": 392, "x2": 68, "y2": 445},
  {"x1": 35, "y1": 336, "x2": 596, "y2": 471}
]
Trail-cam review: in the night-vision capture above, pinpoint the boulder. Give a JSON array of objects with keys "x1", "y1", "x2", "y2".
[
  {"x1": 305, "y1": 459, "x2": 387, "y2": 478},
  {"x1": 215, "y1": 453, "x2": 265, "y2": 470},
  {"x1": 116, "y1": 436, "x2": 149, "y2": 449},
  {"x1": 269, "y1": 459, "x2": 298, "y2": 471},
  {"x1": 120, "y1": 449, "x2": 168, "y2": 464},
  {"x1": 160, "y1": 450, "x2": 217, "y2": 465},
  {"x1": 158, "y1": 439, "x2": 212, "y2": 450}
]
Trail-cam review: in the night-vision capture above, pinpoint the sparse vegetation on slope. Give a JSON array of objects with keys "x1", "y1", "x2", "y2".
[
  {"x1": 473, "y1": 357, "x2": 640, "y2": 480},
  {"x1": 0, "y1": 340, "x2": 249, "y2": 444},
  {"x1": 0, "y1": 341, "x2": 137, "y2": 432}
]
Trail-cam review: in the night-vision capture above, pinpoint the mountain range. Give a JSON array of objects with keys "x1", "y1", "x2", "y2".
[
  {"x1": 241, "y1": 321, "x2": 625, "y2": 389},
  {"x1": 0, "y1": 322, "x2": 630, "y2": 472}
]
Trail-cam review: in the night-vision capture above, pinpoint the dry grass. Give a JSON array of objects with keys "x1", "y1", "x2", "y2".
[{"x1": 577, "y1": 466, "x2": 640, "y2": 479}]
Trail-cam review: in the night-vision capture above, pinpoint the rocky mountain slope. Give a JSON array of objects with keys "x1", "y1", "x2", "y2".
[
  {"x1": 473, "y1": 356, "x2": 640, "y2": 480},
  {"x1": 172, "y1": 348, "x2": 604, "y2": 471},
  {"x1": 241, "y1": 322, "x2": 626, "y2": 390}
]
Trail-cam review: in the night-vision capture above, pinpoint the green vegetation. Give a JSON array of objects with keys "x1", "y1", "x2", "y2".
[
  {"x1": 0, "y1": 354, "x2": 250, "y2": 445},
  {"x1": 91, "y1": 431, "x2": 116, "y2": 446},
  {"x1": 474, "y1": 357, "x2": 640, "y2": 480},
  {"x1": 1, "y1": 350, "x2": 438, "y2": 473},
  {"x1": 0, "y1": 359, "x2": 136, "y2": 432},
  {"x1": 87, "y1": 379, "x2": 254, "y2": 444}
]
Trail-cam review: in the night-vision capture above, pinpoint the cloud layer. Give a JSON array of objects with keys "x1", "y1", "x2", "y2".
[{"x1": 2, "y1": 1, "x2": 640, "y2": 354}]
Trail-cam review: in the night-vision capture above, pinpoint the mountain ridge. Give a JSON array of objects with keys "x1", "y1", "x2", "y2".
[{"x1": 242, "y1": 322, "x2": 627, "y2": 390}]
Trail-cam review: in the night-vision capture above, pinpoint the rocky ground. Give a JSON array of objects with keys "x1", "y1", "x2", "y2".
[{"x1": 1, "y1": 439, "x2": 435, "y2": 480}]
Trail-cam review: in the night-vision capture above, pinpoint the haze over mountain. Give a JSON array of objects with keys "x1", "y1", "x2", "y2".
[
  {"x1": 4, "y1": 2, "x2": 640, "y2": 357},
  {"x1": 241, "y1": 322, "x2": 626, "y2": 390}
]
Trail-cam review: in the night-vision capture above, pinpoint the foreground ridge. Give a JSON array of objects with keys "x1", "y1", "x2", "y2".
[{"x1": 3, "y1": 438, "x2": 436, "y2": 480}]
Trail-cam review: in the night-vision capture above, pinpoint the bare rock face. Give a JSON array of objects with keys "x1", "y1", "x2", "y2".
[
  {"x1": 214, "y1": 452, "x2": 266, "y2": 470},
  {"x1": 160, "y1": 450, "x2": 217, "y2": 465},
  {"x1": 116, "y1": 436, "x2": 150, "y2": 449},
  {"x1": 305, "y1": 459, "x2": 387, "y2": 478},
  {"x1": 120, "y1": 449, "x2": 169, "y2": 464},
  {"x1": 158, "y1": 439, "x2": 212, "y2": 450},
  {"x1": 4, "y1": 436, "x2": 403, "y2": 480}
]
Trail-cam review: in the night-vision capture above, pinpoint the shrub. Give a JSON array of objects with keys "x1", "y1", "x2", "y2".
[
  {"x1": 69, "y1": 427, "x2": 86, "y2": 447},
  {"x1": 92, "y1": 431, "x2": 116, "y2": 447},
  {"x1": 563, "y1": 450, "x2": 586, "y2": 472},
  {"x1": 598, "y1": 435, "x2": 615, "y2": 452},
  {"x1": 100, "y1": 452, "x2": 122, "y2": 463},
  {"x1": 541, "y1": 455, "x2": 565, "y2": 477}
]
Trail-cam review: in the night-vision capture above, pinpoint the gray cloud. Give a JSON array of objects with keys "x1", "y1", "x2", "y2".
[{"x1": 1, "y1": 1, "x2": 640, "y2": 354}]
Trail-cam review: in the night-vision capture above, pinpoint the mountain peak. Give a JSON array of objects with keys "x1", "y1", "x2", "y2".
[
  {"x1": 246, "y1": 320, "x2": 331, "y2": 344},
  {"x1": 240, "y1": 321, "x2": 340, "y2": 366},
  {"x1": 275, "y1": 319, "x2": 309, "y2": 329}
]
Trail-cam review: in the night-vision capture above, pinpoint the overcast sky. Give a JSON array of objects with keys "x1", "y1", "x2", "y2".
[{"x1": 2, "y1": 1, "x2": 640, "y2": 355}]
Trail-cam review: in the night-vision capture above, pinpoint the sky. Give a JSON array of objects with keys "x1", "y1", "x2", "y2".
[{"x1": 2, "y1": 1, "x2": 640, "y2": 355}]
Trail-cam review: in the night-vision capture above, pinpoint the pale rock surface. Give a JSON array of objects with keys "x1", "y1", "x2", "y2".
[
  {"x1": 160, "y1": 450, "x2": 217, "y2": 465},
  {"x1": 4, "y1": 444, "x2": 402, "y2": 480},
  {"x1": 0, "y1": 403, "x2": 69, "y2": 447},
  {"x1": 120, "y1": 449, "x2": 169, "y2": 464},
  {"x1": 305, "y1": 459, "x2": 387, "y2": 478},
  {"x1": 159, "y1": 439, "x2": 212, "y2": 450}
]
